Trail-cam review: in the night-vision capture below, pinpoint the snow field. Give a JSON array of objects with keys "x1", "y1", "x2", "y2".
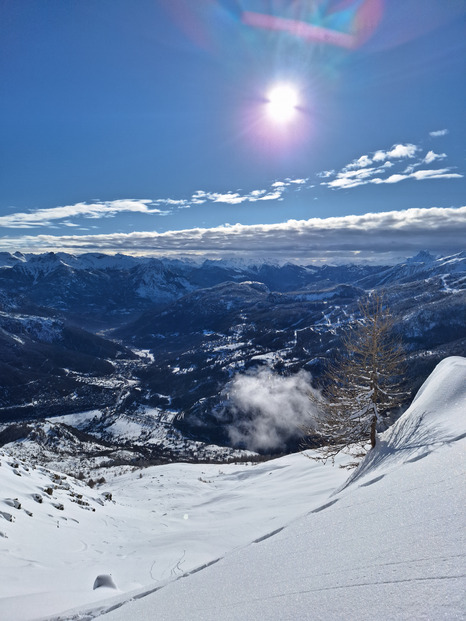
[
  {"x1": 0, "y1": 357, "x2": 465, "y2": 621},
  {"x1": 0, "y1": 441, "x2": 353, "y2": 620}
]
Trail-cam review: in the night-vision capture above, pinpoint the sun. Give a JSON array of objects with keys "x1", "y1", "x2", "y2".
[{"x1": 266, "y1": 84, "x2": 299, "y2": 123}]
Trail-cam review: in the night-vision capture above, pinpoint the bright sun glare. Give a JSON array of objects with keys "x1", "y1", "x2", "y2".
[{"x1": 266, "y1": 84, "x2": 299, "y2": 123}]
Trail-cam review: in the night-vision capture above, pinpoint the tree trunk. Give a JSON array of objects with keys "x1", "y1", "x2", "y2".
[{"x1": 370, "y1": 415, "x2": 377, "y2": 449}]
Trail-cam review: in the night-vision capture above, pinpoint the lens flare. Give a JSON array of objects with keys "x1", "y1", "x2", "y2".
[{"x1": 266, "y1": 84, "x2": 299, "y2": 123}]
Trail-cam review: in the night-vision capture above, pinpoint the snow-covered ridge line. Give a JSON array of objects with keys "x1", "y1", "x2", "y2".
[{"x1": 1, "y1": 249, "x2": 465, "y2": 272}]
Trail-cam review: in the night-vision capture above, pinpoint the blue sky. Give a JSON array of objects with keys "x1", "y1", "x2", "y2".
[{"x1": 1, "y1": 0, "x2": 465, "y2": 262}]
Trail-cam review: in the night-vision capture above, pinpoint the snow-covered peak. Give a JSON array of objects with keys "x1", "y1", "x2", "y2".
[
  {"x1": 200, "y1": 257, "x2": 281, "y2": 271},
  {"x1": 0, "y1": 252, "x2": 26, "y2": 268},
  {"x1": 74, "y1": 252, "x2": 146, "y2": 271},
  {"x1": 406, "y1": 250, "x2": 437, "y2": 263}
]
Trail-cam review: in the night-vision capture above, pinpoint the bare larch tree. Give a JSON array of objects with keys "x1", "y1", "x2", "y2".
[{"x1": 308, "y1": 293, "x2": 406, "y2": 461}]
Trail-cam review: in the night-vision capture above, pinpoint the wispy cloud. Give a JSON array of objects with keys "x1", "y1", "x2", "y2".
[
  {"x1": 222, "y1": 368, "x2": 317, "y2": 452},
  {"x1": 154, "y1": 198, "x2": 189, "y2": 207},
  {"x1": 316, "y1": 170, "x2": 335, "y2": 178},
  {"x1": 372, "y1": 168, "x2": 462, "y2": 185},
  {"x1": 285, "y1": 178, "x2": 307, "y2": 185},
  {"x1": 3, "y1": 206, "x2": 465, "y2": 262},
  {"x1": 430, "y1": 129, "x2": 449, "y2": 137},
  {"x1": 324, "y1": 165, "x2": 386, "y2": 189},
  {"x1": 423, "y1": 150, "x2": 446, "y2": 165},
  {"x1": 372, "y1": 143, "x2": 418, "y2": 162},
  {"x1": 192, "y1": 188, "x2": 285, "y2": 205},
  {"x1": 0, "y1": 178, "x2": 307, "y2": 229},
  {"x1": 410, "y1": 168, "x2": 461, "y2": 181},
  {"x1": 319, "y1": 141, "x2": 461, "y2": 191},
  {"x1": 189, "y1": 179, "x2": 308, "y2": 206},
  {"x1": 0, "y1": 199, "x2": 167, "y2": 229},
  {"x1": 344, "y1": 155, "x2": 373, "y2": 170}
]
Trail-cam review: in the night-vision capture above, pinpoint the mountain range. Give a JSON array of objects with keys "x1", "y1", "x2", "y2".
[{"x1": 0, "y1": 250, "x2": 464, "y2": 457}]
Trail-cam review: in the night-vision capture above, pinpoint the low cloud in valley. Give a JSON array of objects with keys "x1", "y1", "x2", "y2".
[{"x1": 222, "y1": 368, "x2": 319, "y2": 452}]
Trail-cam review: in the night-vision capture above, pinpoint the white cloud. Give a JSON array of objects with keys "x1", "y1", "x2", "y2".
[
  {"x1": 0, "y1": 178, "x2": 300, "y2": 232},
  {"x1": 326, "y1": 168, "x2": 375, "y2": 189},
  {"x1": 381, "y1": 174, "x2": 408, "y2": 184},
  {"x1": 286, "y1": 178, "x2": 308, "y2": 184},
  {"x1": 387, "y1": 143, "x2": 418, "y2": 159},
  {"x1": 373, "y1": 143, "x2": 419, "y2": 162},
  {"x1": 154, "y1": 198, "x2": 189, "y2": 207},
  {"x1": 423, "y1": 150, "x2": 446, "y2": 165},
  {"x1": 222, "y1": 368, "x2": 318, "y2": 452},
  {"x1": 323, "y1": 178, "x2": 360, "y2": 189},
  {"x1": 410, "y1": 168, "x2": 462, "y2": 181},
  {"x1": 372, "y1": 150, "x2": 387, "y2": 162},
  {"x1": 3, "y1": 206, "x2": 465, "y2": 262},
  {"x1": 319, "y1": 135, "x2": 460, "y2": 191},
  {"x1": 207, "y1": 192, "x2": 249, "y2": 205},
  {"x1": 344, "y1": 155, "x2": 372, "y2": 170},
  {"x1": 257, "y1": 190, "x2": 283, "y2": 201},
  {"x1": 270, "y1": 178, "x2": 307, "y2": 188},
  {"x1": 187, "y1": 184, "x2": 288, "y2": 206},
  {"x1": 200, "y1": 188, "x2": 284, "y2": 204},
  {"x1": 429, "y1": 129, "x2": 449, "y2": 137},
  {"x1": 370, "y1": 168, "x2": 462, "y2": 186},
  {"x1": 319, "y1": 142, "x2": 433, "y2": 190},
  {"x1": 0, "y1": 183, "x2": 291, "y2": 229},
  {"x1": 324, "y1": 162, "x2": 417, "y2": 190},
  {"x1": 0, "y1": 199, "x2": 165, "y2": 229}
]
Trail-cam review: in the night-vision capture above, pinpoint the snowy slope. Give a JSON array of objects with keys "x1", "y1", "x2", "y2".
[
  {"x1": 1, "y1": 358, "x2": 464, "y2": 621},
  {"x1": 94, "y1": 357, "x2": 466, "y2": 621},
  {"x1": 0, "y1": 445, "x2": 353, "y2": 620}
]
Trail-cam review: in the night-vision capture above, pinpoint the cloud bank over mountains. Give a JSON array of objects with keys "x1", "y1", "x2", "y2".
[
  {"x1": 2, "y1": 206, "x2": 465, "y2": 263},
  {"x1": 0, "y1": 133, "x2": 462, "y2": 263}
]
